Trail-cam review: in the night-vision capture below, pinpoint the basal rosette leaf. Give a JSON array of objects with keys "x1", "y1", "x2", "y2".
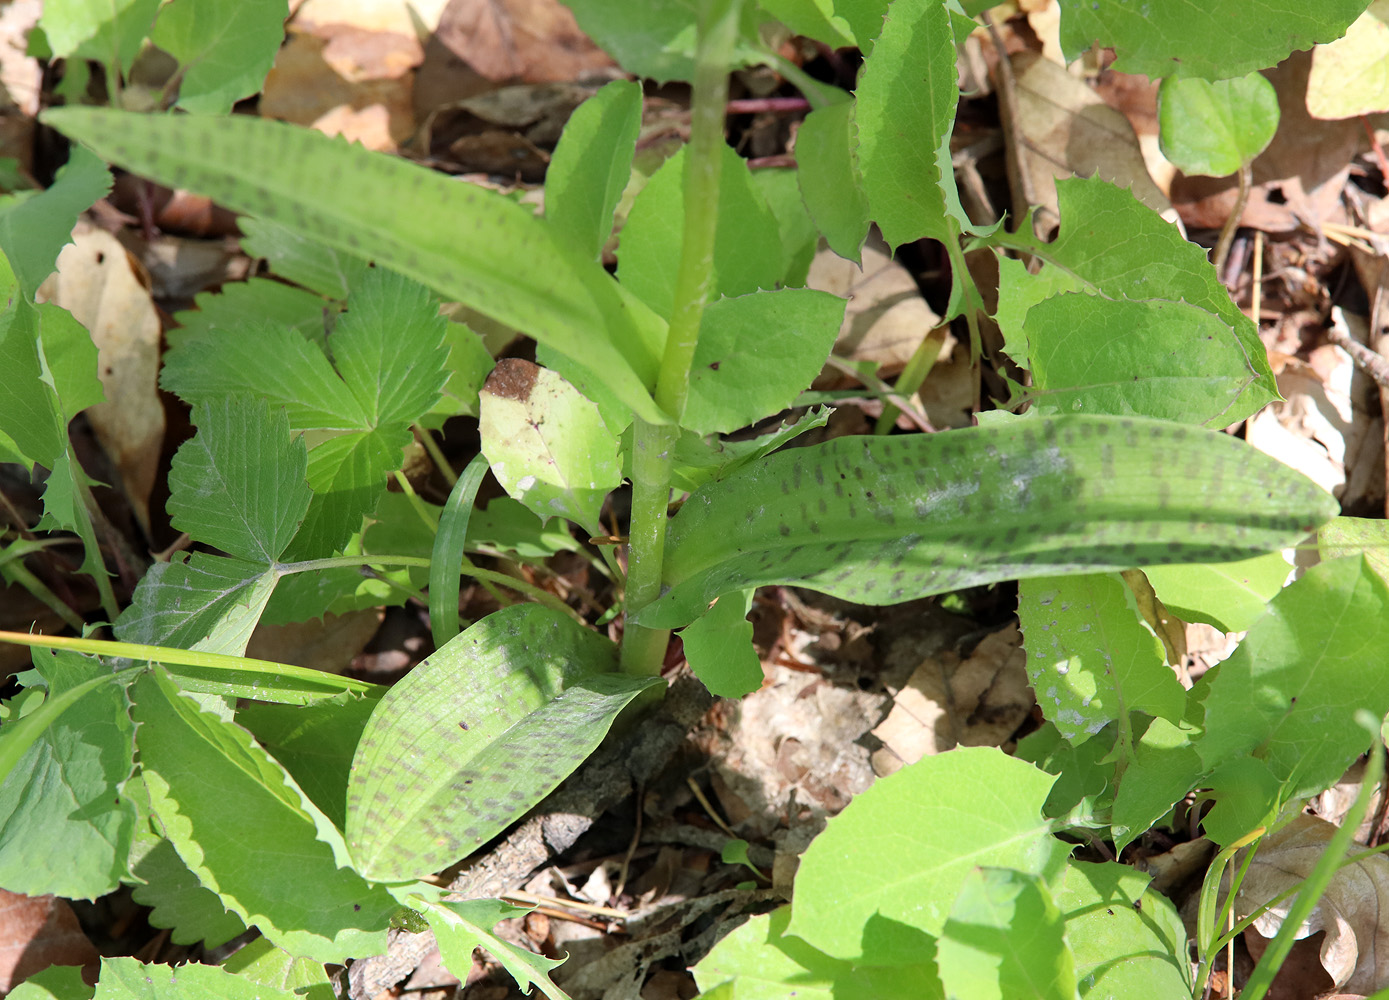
[
  {"x1": 346, "y1": 604, "x2": 659, "y2": 882},
  {"x1": 636, "y1": 414, "x2": 1336, "y2": 629},
  {"x1": 42, "y1": 106, "x2": 668, "y2": 425}
]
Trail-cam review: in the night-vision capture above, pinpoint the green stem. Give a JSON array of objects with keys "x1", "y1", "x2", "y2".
[{"x1": 620, "y1": 0, "x2": 743, "y2": 677}]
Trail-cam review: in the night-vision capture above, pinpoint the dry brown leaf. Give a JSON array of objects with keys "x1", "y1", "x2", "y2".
[
  {"x1": 245, "y1": 609, "x2": 384, "y2": 673},
  {"x1": 1237, "y1": 813, "x2": 1389, "y2": 993},
  {"x1": 433, "y1": 0, "x2": 613, "y2": 84},
  {"x1": 39, "y1": 225, "x2": 164, "y2": 536},
  {"x1": 0, "y1": 890, "x2": 98, "y2": 992},
  {"x1": 1006, "y1": 51, "x2": 1173, "y2": 235},
  {"x1": 1245, "y1": 341, "x2": 1353, "y2": 500},
  {"x1": 261, "y1": 31, "x2": 414, "y2": 151},
  {"x1": 870, "y1": 623, "x2": 1033, "y2": 774}
]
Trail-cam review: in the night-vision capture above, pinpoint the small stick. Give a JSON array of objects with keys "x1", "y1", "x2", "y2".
[
  {"x1": 1250, "y1": 229, "x2": 1263, "y2": 326},
  {"x1": 1325, "y1": 323, "x2": 1389, "y2": 392}
]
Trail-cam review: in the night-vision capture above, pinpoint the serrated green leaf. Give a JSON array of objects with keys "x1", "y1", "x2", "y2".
[
  {"x1": 1158, "y1": 72, "x2": 1279, "y2": 177},
  {"x1": 853, "y1": 0, "x2": 966, "y2": 248},
  {"x1": 1198, "y1": 555, "x2": 1389, "y2": 801},
  {"x1": 170, "y1": 278, "x2": 329, "y2": 348},
  {"x1": 1056, "y1": 862, "x2": 1191, "y2": 996},
  {"x1": 1023, "y1": 295, "x2": 1267, "y2": 427},
  {"x1": 617, "y1": 144, "x2": 783, "y2": 319},
  {"x1": 6, "y1": 963, "x2": 93, "y2": 1000},
  {"x1": 479, "y1": 360, "x2": 622, "y2": 533},
  {"x1": 93, "y1": 956, "x2": 298, "y2": 1000},
  {"x1": 684, "y1": 288, "x2": 844, "y2": 434},
  {"x1": 219, "y1": 937, "x2": 335, "y2": 1000},
  {"x1": 0, "y1": 297, "x2": 103, "y2": 468},
  {"x1": 419, "y1": 897, "x2": 568, "y2": 1000},
  {"x1": 151, "y1": 0, "x2": 287, "y2": 114},
  {"x1": 936, "y1": 868, "x2": 1076, "y2": 1000},
  {"x1": 238, "y1": 217, "x2": 369, "y2": 299},
  {"x1": 796, "y1": 102, "x2": 870, "y2": 263},
  {"x1": 1143, "y1": 552, "x2": 1290, "y2": 632},
  {"x1": 41, "y1": 107, "x2": 668, "y2": 425},
  {"x1": 1110, "y1": 718, "x2": 1202, "y2": 853},
  {"x1": 134, "y1": 668, "x2": 395, "y2": 964},
  {"x1": 167, "y1": 397, "x2": 311, "y2": 563},
  {"x1": 236, "y1": 690, "x2": 381, "y2": 831},
  {"x1": 788, "y1": 747, "x2": 1068, "y2": 956},
  {"x1": 545, "y1": 80, "x2": 642, "y2": 260},
  {"x1": 38, "y1": 0, "x2": 160, "y2": 70},
  {"x1": 834, "y1": 0, "x2": 890, "y2": 52},
  {"x1": 0, "y1": 650, "x2": 136, "y2": 899},
  {"x1": 127, "y1": 829, "x2": 248, "y2": 948},
  {"x1": 1057, "y1": 0, "x2": 1368, "y2": 80},
  {"x1": 0, "y1": 147, "x2": 111, "y2": 298},
  {"x1": 114, "y1": 554, "x2": 278, "y2": 654},
  {"x1": 346, "y1": 604, "x2": 658, "y2": 882},
  {"x1": 679, "y1": 590, "x2": 761, "y2": 697},
  {"x1": 1019, "y1": 574, "x2": 1183, "y2": 745},
  {"x1": 986, "y1": 178, "x2": 1278, "y2": 424},
  {"x1": 636, "y1": 414, "x2": 1336, "y2": 628}
]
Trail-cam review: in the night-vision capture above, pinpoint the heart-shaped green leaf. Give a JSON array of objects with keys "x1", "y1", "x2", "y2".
[
  {"x1": 635, "y1": 414, "x2": 1336, "y2": 628},
  {"x1": 346, "y1": 604, "x2": 659, "y2": 883}
]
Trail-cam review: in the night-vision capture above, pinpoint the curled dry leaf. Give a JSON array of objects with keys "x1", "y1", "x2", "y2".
[{"x1": 1237, "y1": 813, "x2": 1389, "y2": 993}]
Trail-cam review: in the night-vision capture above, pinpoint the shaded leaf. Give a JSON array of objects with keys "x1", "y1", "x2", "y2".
[{"x1": 545, "y1": 80, "x2": 642, "y2": 260}]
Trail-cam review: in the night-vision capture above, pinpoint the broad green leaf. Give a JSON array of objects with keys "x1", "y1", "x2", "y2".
[
  {"x1": 761, "y1": 0, "x2": 856, "y2": 47},
  {"x1": 0, "y1": 650, "x2": 136, "y2": 899},
  {"x1": 545, "y1": 80, "x2": 642, "y2": 260},
  {"x1": 238, "y1": 217, "x2": 369, "y2": 299},
  {"x1": 788, "y1": 747, "x2": 1069, "y2": 957},
  {"x1": 0, "y1": 147, "x2": 111, "y2": 298},
  {"x1": 92, "y1": 956, "x2": 298, "y2": 1000},
  {"x1": 679, "y1": 590, "x2": 761, "y2": 697},
  {"x1": 1019, "y1": 574, "x2": 1183, "y2": 745},
  {"x1": 1056, "y1": 862, "x2": 1191, "y2": 996},
  {"x1": 346, "y1": 604, "x2": 659, "y2": 882},
  {"x1": 38, "y1": 0, "x2": 160, "y2": 69},
  {"x1": 220, "y1": 938, "x2": 335, "y2": 1000},
  {"x1": 635, "y1": 414, "x2": 1337, "y2": 629},
  {"x1": 557, "y1": 0, "x2": 764, "y2": 82},
  {"x1": 834, "y1": 0, "x2": 889, "y2": 51},
  {"x1": 1110, "y1": 718, "x2": 1203, "y2": 853},
  {"x1": 432, "y1": 318, "x2": 494, "y2": 422},
  {"x1": 1200, "y1": 756, "x2": 1282, "y2": 845},
  {"x1": 134, "y1": 668, "x2": 396, "y2": 964},
  {"x1": 479, "y1": 359, "x2": 622, "y2": 534},
  {"x1": 796, "y1": 102, "x2": 870, "y2": 262},
  {"x1": 170, "y1": 278, "x2": 329, "y2": 348},
  {"x1": 986, "y1": 178, "x2": 1277, "y2": 424},
  {"x1": 167, "y1": 397, "x2": 311, "y2": 563},
  {"x1": 42, "y1": 107, "x2": 668, "y2": 425},
  {"x1": 151, "y1": 0, "x2": 287, "y2": 114},
  {"x1": 1016, "y1": 722, "x2": 1114, "y2": 825},
  {"x1": 128, "y1": 828, "x2": 247, "y2": 948},
  {"x1": 751, "y1": 167, "x2": 820, "y2": 287},
  {"x1": 1022, "y1": 295, "x2": 1267, "y2": 427},
  {"x1": 671, "y1": 406, "x2": 830, "y2": 492},
  {"x1": 684, "y1": 288, "x2": 844, "y2": 434},
  {"x1": 1307, "y1": 0, "x2": 1389, "y2": 120},
  {"x1": 6, "y1": 964, "x2": 93, "y2": 1000},
  {"x1": 853, "y1": 0, "x2": 966, "y2": 248},
  {"x1": 1198, "y1": 555, "x2": 1389, "y2": 801},
  {"x1": 1143, "y1": 552, "x2": 1290, "y2": 632},
  {"x1": 617, "y1": 144, "x2": 783, "y2": 320},
  {"x1": 1057, "y1": 0, "x2": 1370, "y2": 80},
  {"x1": 0, "y1": 297, "x2": 103, "y2": 470},
  {"x1": 418, "y1": 897, "x2": 567, "y2": 1000},
  {"x1": 936, "y1": 868, "x2": 1076, "y2": 1000},
  {"x1": 692, "y1": 904, "x2": 945, "y2": 999},
  {"x1": 1158, "y1": 72, "x2": 1279, "y2": 178},
  {"x1": 1320, "y1": 515, "x2": 1389, "y2": 586},
  {"x1": 115, "y1": 554, "x2": 278, "y2": 654},
  {"x1": 237, "y1": 690, "x2": 381, "y2": 831}
]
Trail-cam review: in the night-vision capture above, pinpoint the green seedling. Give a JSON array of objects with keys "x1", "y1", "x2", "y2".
[
  {"x1": 1158, "y1": 71, "x2": 1280, "y2": 271},
  {"x1": 1, "y1": 0, "x2": 1386, "y2": 997}
]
